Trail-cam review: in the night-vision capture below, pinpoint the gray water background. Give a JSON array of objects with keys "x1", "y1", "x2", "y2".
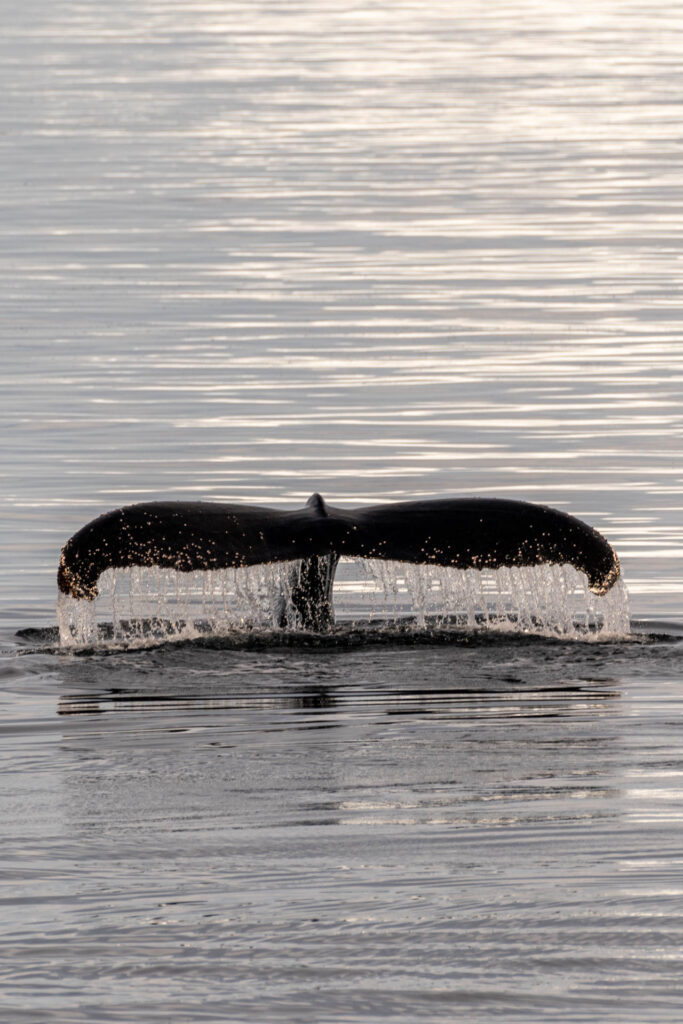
[{"x1": 2, "y1": 1, "x2": 683, "y2": 1021}]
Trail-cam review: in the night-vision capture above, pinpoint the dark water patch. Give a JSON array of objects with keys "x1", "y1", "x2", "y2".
[{"x1": 5, "y1": 620, "x2": 678, "y2": 724}]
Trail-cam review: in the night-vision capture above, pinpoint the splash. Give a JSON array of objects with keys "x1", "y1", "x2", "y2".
[{"x1": 56, "y1": 559, "x2": 630, "y2": 648}]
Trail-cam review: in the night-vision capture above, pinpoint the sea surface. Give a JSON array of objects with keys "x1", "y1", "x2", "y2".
[{"x1": 1, "y1": 1, "x2": 683, "y2": 1021}]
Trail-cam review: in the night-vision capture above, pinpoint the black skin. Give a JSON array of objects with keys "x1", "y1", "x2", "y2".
[{"x1": 58, "y1": 493, "x2": 620, "y2": 630}]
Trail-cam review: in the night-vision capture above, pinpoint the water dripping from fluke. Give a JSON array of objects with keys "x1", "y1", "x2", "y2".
[{"x1": 56, "y1": 559, "x2": 630, "y2": 650}]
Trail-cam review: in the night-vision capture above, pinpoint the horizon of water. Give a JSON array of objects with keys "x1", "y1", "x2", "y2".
[{"x1": 2, "y1": 2, "x2": 683, "y2": 1022}]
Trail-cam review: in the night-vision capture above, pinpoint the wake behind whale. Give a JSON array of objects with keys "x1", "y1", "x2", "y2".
[{"x1": 56, "y1": 494, "x2": 627, "y2": 647}]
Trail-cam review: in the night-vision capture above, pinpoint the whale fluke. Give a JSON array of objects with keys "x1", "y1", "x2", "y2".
[{"x1": 58, "y1": 495, "x2": 620, "y2": 629}]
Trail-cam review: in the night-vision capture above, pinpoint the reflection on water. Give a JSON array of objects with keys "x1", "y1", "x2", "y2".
[{"x1": 2, "y1": 629, "x2": 683, "y2": 1022}]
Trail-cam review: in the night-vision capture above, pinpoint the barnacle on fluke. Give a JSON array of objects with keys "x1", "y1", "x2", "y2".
[{"x1": 58, "y1": 494, "x2": 620, "y2": 630}]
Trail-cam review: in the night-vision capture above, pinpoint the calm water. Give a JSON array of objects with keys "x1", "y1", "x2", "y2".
[{"x1": 2, "y1": 1, "x2": 683, "y2": 1021}]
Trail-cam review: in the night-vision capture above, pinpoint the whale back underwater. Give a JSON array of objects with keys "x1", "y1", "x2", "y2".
[{"x1": 57, "y1": 494, "x2": 620, "y2": 632}]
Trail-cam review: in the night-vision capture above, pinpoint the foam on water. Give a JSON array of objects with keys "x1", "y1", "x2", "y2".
[{"x1": 56, "y1": 559, "x2": 630, "y2": 648}]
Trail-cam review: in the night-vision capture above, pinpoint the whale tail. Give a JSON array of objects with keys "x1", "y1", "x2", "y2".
[{"x1": 58, "y1": 493, "x2": 620, "y2": 630}]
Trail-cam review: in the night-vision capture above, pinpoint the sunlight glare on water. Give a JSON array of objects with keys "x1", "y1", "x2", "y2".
[{"x1": 1, "y1": 1, "x2": 683, "y2": 622}]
